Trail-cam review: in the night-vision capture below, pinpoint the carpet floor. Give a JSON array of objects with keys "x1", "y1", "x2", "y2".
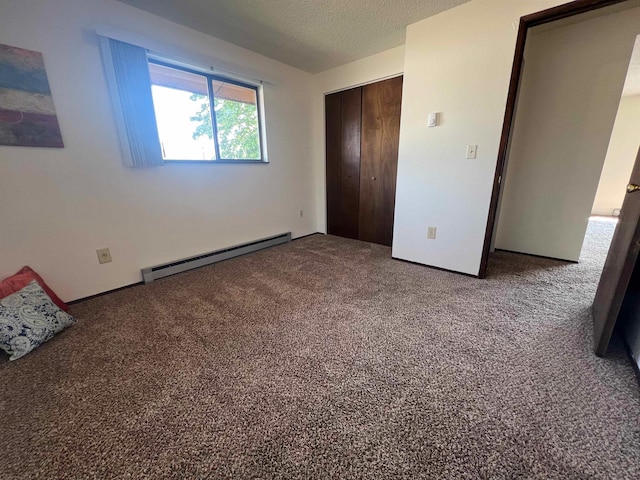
[{"x1": 1, "y1": 219, "x2": 639, "y2": 479}]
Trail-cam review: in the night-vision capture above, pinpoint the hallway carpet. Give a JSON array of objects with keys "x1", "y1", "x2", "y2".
[{"x1": 1, "y1": 219, "x2": 639, "y2": 479}]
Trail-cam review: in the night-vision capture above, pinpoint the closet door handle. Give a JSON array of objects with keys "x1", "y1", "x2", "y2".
[
  {"x1": 371, "y1": 176, "x2": 376, "y2": 181},
  {"x1": 627, "y1": 184, "x2": 640, "y2": 193}
]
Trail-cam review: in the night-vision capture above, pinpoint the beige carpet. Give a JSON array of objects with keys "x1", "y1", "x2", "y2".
[{"x1": 1, "y1": 219, "x2": 639, "y2": 479}]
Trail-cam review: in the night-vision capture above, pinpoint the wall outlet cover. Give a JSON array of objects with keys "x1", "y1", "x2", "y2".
[{"x1": 97, "y1": 248, "x2": 112, "y2": 264}]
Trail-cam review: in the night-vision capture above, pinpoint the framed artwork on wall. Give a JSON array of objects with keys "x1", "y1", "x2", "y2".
[{"x1": 0, "y1": 43, "x2": 64, "y2": 148}]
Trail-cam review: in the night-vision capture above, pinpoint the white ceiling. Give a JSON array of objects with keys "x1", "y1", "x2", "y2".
[
  {"x1": 623, "y1": 36, "x2": 640, "y2": 97},
  {"x1": 116, "y1": 0, "x2": 470, "y2": 73}
]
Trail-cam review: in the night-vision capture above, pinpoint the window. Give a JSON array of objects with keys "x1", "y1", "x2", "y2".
[
  {"x1": 148, "y1": 60, "x2": 265, "y2": 162},
  {"x1": 98, "y1": 36, "x2": 266, "y2": 167}
]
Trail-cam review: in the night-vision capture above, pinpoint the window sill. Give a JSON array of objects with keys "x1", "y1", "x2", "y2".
[{"x1": 163, "y1": 160, "x2": 269, "y2": 165}]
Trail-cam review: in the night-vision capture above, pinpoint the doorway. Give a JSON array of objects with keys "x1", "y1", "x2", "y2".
[
  {"x1": 481, "y1": 0, "x2": 640, "y2": 357},
  {"x1": 480, "y1": 0, "x2": 638, "y2": 276},
  {"x1": 325, "y1": 76, "x2": 403, "y2": 247},
  {"x1": 491, "y1": 4, "x2": 640, "y2": 263}
]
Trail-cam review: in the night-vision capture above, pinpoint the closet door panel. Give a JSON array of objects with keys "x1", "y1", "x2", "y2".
[
  {"x1": 325, "y1": 92, "x2": 343, "y2": 236},
  {"x1": 359, "y1": 76, "x2": 403, "y2": 246},
  {"x1": 326, "y1": 87, "x2": 362, "y2": 239},
  {"x1": 339, "y1": 87, "x2": 362, "y2": 240}
]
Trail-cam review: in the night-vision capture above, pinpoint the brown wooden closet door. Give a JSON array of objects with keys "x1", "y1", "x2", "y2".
[
  {"x1": 358, "y1": 76, "x2": 403, "y2": 246},
  {"x1": 325, "y1": 87, "x2": 362, "y2": 239}
]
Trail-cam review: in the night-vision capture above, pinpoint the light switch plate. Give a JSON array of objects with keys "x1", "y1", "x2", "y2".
[{"x1": 466, "y1": 144, "x2": 478, "y2": 159}]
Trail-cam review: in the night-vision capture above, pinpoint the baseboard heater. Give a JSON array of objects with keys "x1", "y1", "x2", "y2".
[{"x1": 141, "y1": 232, "x2": 291, "y2": 284}]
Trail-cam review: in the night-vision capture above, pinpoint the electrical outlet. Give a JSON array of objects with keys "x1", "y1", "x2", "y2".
[
  {"x1": 300, "y1": 209, "x2": 304, "y2": 218},
  {"x1": 427, "y1": 227, "x2": 437, "y2": 240},
  {"x1": 96, "y1": 248, "x2": 112, "y2": 264}
]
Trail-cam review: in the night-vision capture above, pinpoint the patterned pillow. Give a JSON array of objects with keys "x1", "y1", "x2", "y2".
[
  {"x1": 0, "y1": 280, "x2": 76, "y2": 361},
  {"x1": 0, "y1": 266, "x2": 68, "y2": 311}
]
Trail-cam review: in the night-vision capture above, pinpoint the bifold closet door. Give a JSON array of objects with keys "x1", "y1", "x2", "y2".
[
  {"x1": 358, "y1": 76, "x2": 403, "y2": 247},
  {"x1": 326, "y1": 87, "x2": 362, "y2": 239}
]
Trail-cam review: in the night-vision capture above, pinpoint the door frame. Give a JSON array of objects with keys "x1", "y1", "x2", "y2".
[{"x1": 478, "y1": 0, "x2": 629, "y2": 279}]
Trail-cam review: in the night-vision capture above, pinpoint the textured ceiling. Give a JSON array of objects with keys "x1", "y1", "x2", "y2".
[
  {"x1": 116, "y1": 0, "x2": 470, "y2": 73},
  {"x1": 622, "y1": 36, "x2": 640, "y2": 97}
]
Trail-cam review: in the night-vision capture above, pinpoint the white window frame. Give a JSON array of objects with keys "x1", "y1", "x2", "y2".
[{"x1": 148, "y1": 57, "x2": 268, "y2": 164}]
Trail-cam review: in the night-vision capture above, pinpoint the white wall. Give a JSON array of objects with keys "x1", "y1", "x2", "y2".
[
  {"x1": 311, "y1": 46, "x2": 405, "y2": 233},
  {"x1": 392, "y1": 0, "x2": 568, "y2": 275},
  {"x1": 494, "y1": 10, "x2": 640, "y2": 261},
  {"x1": 592, "y1": 95, "x2": 640, "y2": 216},
  {"x1": 0, "y1": 0, "x2": 316, "y2": 301}
]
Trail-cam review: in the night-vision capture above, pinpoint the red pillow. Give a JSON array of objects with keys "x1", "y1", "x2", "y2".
[{"x1": 0, "y1": 266, "x2": 68, "y2": 311}]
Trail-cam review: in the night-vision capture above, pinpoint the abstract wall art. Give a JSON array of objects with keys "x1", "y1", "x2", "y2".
[{"x1": 0, "y1": 43, "x2": 64, "y2": 147}]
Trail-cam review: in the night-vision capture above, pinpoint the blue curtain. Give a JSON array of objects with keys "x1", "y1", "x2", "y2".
[{"x1": 99, "y1": 37, "x2": 163, "y2": 167}]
